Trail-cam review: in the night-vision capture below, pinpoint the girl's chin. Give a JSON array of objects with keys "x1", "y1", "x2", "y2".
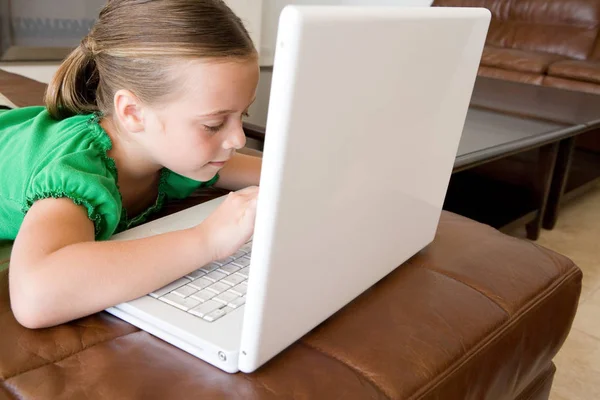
[{"x1": 174, "y1": 166, "x2": 219, "y2": 182}]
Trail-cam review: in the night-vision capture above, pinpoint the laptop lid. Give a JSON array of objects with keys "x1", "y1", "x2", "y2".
[
  {"x1": 259, "y1": 0, "x2": 433, "y2": 66},
  {"x1": 238, "y1": 5, "x2": 490, "y2": 372}
]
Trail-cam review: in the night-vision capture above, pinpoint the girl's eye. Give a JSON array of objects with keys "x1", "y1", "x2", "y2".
[
  {"x1": 203, "y1": 112, "x2": 248, "y2": 132},
  {"x1": 203, "y1": 123, "x2": 224, "y2": 133}
]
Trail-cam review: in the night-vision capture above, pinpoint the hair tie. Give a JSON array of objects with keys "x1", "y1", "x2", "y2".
[{"x1": 81, "y1": 36, "x2": 97, "y2": 59}]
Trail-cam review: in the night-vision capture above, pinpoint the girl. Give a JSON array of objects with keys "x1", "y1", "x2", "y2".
[{"x1": 1, "y1": 0, "x2": 262, "y2": 328}]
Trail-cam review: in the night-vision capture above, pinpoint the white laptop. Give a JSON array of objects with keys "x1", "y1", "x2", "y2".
[
  {"x1": 260, "y1": 1, "x2": 434, "y2": 66},
  {"x1": 106, "y1": 5, "x2": 490, "y2": 373}
]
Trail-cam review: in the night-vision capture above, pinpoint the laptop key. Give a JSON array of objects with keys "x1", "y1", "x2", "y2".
[
  {"x1": 239, "y1": 243, "x2": 252, "y2": 254},
  {"x1": 230, "y1": 282, "x2": 248, "y2": 296},
  {"x1": 222, "y1": 273, "x2": 246, "y2": 287},
  {"x1": 206, "y1": 282, "x2": 230, "y2": 294},
  {"x1": 160, "y1": 293, "x2": 201, "y2": 311},
  {"x1": 232, "y1": 257, "x2": 250, "y2": 268},
  {"x1": 235, "y1": 267, "x2": 250, "y2": 278},
  {"x1": 203, "y1": 308, "x2": 227, "y2": 322},
  {"x1": 188, "y1": 277, "x2": 212, "y2": 291},
  {"x1": 189, "y1": 300, "x2": 223, "y2": 317},
  {"x1": 231, "y1": 250, "x2": 246, "y2": 260},
  {"x1": 228, "y1": 297, "x2": 246, "y2": 309},
  {"x1": 185, "y1": 269, "x2": 206, "y2": 280},
  {"x1": 213, "y1": 291, "x2": 239, "y2": 305},
  {"x1": 149, "y1": 277, "x2": 191, "y2": 298},
  {"x1": 172, "y1": 285, "x2": 198, "y2": 298},
  {"x1": 200, "y1": 263, "x2": 220, "y2": 273},
  {"x1": 218, "y1": 264, "x2": 240, "y2": 275},
  {"x1": 190, "y1": 289, "x2": 216, "y2": 302},
  {"x1": 213, "y1": 256, "x2": 235, "y2": 266},
  {"x1": 204, "y1": 270, "x2": 227, "y2": 282}
]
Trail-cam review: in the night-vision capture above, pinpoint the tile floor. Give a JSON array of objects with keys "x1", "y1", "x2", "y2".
[{"x1": 516, "y1": 182, "x2": 600, "y2": 400}]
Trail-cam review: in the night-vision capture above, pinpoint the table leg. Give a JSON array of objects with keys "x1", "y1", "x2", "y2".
[
  {"x1": 525, "y1": 142, "x2": 559, "y2": 240},
  {"x1": 542, "y1": 137, "x2": 576, "y2": 230}
]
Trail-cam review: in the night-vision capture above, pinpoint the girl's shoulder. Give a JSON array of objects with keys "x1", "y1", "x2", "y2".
[
  {"x1": 1, "y1": 105, "x2": 97, "y2": 132},
  {"x1": 1, "y1": 106, "x2": 110, "y2": 159},
  {"x1": 0, "y1": 107, "x2": 122, "y2": 240},
  {"x1": 0, "y1": 105, "x2": 86, "y2": 122}
]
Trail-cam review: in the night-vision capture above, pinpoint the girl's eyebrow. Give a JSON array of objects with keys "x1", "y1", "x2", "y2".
[
  {"x1": 199, "y1": 109, "x2": 235, "y2": 117},
  {"x1": 198, "y1": 96, "x2": 257, "y2": 117}
]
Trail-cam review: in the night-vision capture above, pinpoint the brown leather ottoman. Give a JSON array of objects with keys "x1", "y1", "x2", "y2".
[{"x1": 0, "y1": 205, "x2": 581, "y2": 399}]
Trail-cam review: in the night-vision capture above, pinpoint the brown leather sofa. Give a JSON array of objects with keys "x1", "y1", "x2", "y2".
[
  {"x1": 434, "y1": 0, "x2": 600, "y2": 94},
  {"x1": 0, "y1": 69, "x2": 584, "y2": 399},
  {"x1": 0, "y1": 205, "x2": 582, "y2": 399}
]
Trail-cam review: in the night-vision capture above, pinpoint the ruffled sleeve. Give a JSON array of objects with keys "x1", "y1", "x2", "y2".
[{"x1": 23, "y1": 149, "x2": 123, "y2": 240}]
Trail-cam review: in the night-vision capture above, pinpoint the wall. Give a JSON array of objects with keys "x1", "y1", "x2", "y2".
[
  {"x1": 0, "y1": 63, "x2": 59, "y2": 83},
  {"x1": 226, "y1": 0, "x2": 263, "y2": 52},
  {"x1": 0, "y1": 0, "x2": 263, "y2": 83}
]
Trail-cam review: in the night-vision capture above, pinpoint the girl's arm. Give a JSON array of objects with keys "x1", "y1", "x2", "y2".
[
  {"x1": 10, "y1": 187, "x2": 257, "y2": 329},
  {"x1": 215, "y1": 152, "x2": 262, "y2": 191}
]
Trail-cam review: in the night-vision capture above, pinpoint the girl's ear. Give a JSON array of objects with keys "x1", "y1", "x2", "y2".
[{"x1": 113, "y1": 89, "x2": 145, "y2": 133}]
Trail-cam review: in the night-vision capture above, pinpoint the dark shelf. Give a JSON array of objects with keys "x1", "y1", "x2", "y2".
[
  {"x1": 443, "y1": 167, "x2": 538, "y2": 230},
  {"x1": 565, "y1": 148, "x2": 600, "y2": 195}
]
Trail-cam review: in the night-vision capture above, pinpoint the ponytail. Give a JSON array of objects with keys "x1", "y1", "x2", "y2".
[
  {"x1": 44, "y1": 40, "x2": 100, "y2": 120},
  {"x1": 46, "y1": 0, "x2": 257, "y2": 120}
]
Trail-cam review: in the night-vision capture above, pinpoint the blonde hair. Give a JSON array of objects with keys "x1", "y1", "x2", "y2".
[{"x1": 45, "y1": 0, "x2": 257, "y2": 120}]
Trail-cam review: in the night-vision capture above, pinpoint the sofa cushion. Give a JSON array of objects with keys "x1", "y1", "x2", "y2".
[
  {"x1": 481, "y1": 46, "x2": 566, "y2": 73},
  {"x1": 0, "y1": 209, "x2": 582, "y2": 399},
  {"x1": 543, "y1": 75, "x2": 600, "y2": 94},
  {"x1": 478, "y1": 65, "x2": 544, "y2": 85},
  {"x1": 504, "y1": 0, "x2": 600, "y2": 60},
  {"x1": 436, "y1": 0, "x2": 600, "y2": 60},
  {"x1": 547, "y1": 59, "x2": 600, "y2": 84}
]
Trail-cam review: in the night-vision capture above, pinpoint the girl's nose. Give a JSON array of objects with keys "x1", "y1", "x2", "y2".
[{"x1": 224, "y1": 125, "x2": 247, "y2": 150}]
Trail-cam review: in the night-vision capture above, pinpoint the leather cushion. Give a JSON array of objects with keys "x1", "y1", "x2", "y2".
[
  {"x1": 0, "y1": 211, "x2": 582, "y2": 399},
  {"x1": 543, "y1": 75, "x2": 600, "y2": 94},
  {"x1": 510, "y1": 0, "x2": 600, "y2": 26},
  {"x1": 435, "y1": 0, "x2": 600, "y2": 60},
  {"x1": 548, "y1": 59, "x2": 600, "y2": 84},
  {"x1": 481, "y1": 46, "x2": 566, "y2": 73},
  {"x1": 478, "y1": 65, "x2": 545, "y2": 85}
]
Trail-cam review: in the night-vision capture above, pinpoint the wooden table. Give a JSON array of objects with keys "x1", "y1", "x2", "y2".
[
  {"x1": 469, "y1": 77, "x2": 600, "y2": 232},
  {"x1": 243, "y1": 68, "x2": 600, "y2": 239}
]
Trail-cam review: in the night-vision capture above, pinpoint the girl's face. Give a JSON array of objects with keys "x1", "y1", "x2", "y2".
[{"x1": 143, "y1": 58, "x2": 259, "y2": 181}]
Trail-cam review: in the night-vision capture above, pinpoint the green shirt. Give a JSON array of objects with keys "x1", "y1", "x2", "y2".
[{"x1": 0, "y1": 106, "x2": 218, "y2": 241}]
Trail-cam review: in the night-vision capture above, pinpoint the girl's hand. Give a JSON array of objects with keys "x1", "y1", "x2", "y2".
[{"x1": 197, "y1": 186, "x2": 259, "y2": 261}]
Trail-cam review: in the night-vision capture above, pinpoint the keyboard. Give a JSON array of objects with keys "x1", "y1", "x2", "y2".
[{"x1": 149, "y1": 240, "x2": 252, "y2": 323}]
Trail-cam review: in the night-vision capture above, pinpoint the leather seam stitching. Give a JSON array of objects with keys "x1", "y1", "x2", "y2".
[
  {"x1": 409, "y1": 265, "x2": 579, "y2": 399},
  {"x1": 419, "y1": 264, "x2": 511, "y2": 314},
  {"x1": 2, "y1": 329, "x2": 139, "y2": 381},
  {"x1": 298, "y1": 341, "x2": 391, "y2": 399},
  {"x1": 482, "y1": 62, "x2": 546, "y2": 75}
]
